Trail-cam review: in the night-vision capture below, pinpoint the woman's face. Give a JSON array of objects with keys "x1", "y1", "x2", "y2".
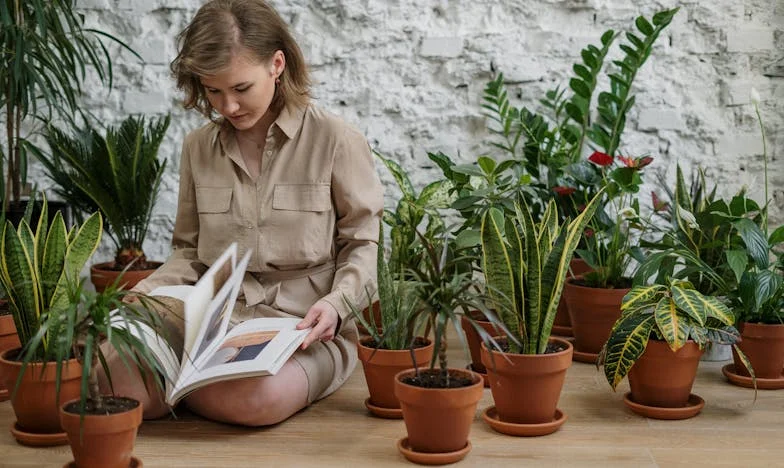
[{"x1": 200, "y1": 48, "x2": 284, "y2": 131}]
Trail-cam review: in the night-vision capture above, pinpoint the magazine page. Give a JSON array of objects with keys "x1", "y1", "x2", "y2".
[{"x1": 166, "y1": 317, "x2": 309, "y2": 405}]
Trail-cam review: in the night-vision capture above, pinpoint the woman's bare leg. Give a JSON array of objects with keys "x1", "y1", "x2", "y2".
[{"x1": 183, "y1": 360, "x2": 309, "y2": 426}]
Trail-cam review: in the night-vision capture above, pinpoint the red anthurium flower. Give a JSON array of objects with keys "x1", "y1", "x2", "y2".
[
  {"x1": 577, "y1": 204, "x2": 587, "y2": 213},
  {"x1": 651, "y1": 191, "x2": 669, "y2": 212},
  {"x1": 637, "y1": 156, "x2": 654, "y2": 169},
  {"x1": 584, "y1": 228, "x2": 595, "y2": 238},
  {"x1": 618, "y1": 155, "x2": 635, "y2": 167},
  {"x1": 553, "y1": 186, "x2": 577, "y2": 196},
  {"x1": 588, "y1": 151, "x2": 614, "y2": 166}
]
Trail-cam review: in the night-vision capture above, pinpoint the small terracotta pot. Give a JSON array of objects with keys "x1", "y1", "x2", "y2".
[
  {"x1": 481, "y1": 337, "x2": 573, "y2": 424},
  {"x1": 358, "y1": 337, "x2": 434, "y2": 410},
  {"x1": 0, "y1": 348, "x2": 82, "y2": 434},
  {"x1": 394, "y1": 368, "x2": 483, "y2": 454},
  {"x1": 60, "y1": 396, "x2": 143, "y2": 468},
  {"x1": 733, "y1": 322, "x2": 784, "y2": 379},
  {"x1": 90, "y1": 261, "x2": 163, "y2": 293},
  {"x1": 563, "y1": 277, "x2": 629, "y2": 355},
  {"x1": 461, "y1": 312, "x2": 504, "y2": 374},
  {"x1": 356, "y1": 302, "x2": 382, "y2": 338},
  {"x1": 628, "y1": 340, "x2": 703, "y2": 408},
  {"x1": 553, "y1": 259, "x2": 593, "y2": 336},
  {"x1": 0, "y1": 314, "x2": 21, "y2": 400}
]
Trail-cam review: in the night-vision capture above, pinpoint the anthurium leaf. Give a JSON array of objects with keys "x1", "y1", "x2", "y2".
[
  {"x1": 754, "y1": 270, "x2": 783, "y2": 313},
  {"x1": 768, "y1": 225, "x2": 784, "y2": 247},
  {"x1": 654, "y1": 297, "x2": 688, "y2": 351},
  {"x1": 734, "y1": 218, "x2": 770, "y2": 269},
  {"x1": 603, "y1": 312, "x2": 655, "y2": 390},
  {"x1": 725, "y1": 250, "x2": 748, "y2": 284},
  {"x1": 477, "y1": 156, "x2": 496, "y2": 175}
]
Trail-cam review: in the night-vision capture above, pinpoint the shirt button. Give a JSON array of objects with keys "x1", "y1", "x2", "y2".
[{"x1": 266, "y1": 150, "x2": 272, "y2": 156}]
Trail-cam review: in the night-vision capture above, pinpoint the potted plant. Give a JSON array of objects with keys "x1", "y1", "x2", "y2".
[
  {"x1": 0, "y1": 0, "x2": 137, "y2": 214},
  {"x1": 21, "y1": 274, "x2": 168, "y2": 467},
  {"x1": 600, "y1": 280, "x2": 753, "y2": 420},
  {"x1": 479, "y1": 192, "x2": 601, "y2": 436},
  {"x1": 393, "y1": 227, "x2": 500, "y2": 465},
  {"x1": 0, "y1": 196, "x2": 102, "y2": 445},
  {"x1": 345, "y1": 224, "x2": 434, "y2": 419},
  {"x1": 35, "y1": 114, "x2": 170, "y2": 291}
]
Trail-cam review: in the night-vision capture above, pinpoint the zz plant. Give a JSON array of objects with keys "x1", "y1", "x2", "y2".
[{"x1": 601, "y1": 280, "x2": 754, "y2": 390}]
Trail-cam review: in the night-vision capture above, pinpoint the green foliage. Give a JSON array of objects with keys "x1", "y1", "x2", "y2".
[
  {"x1": 0, "y1": 195, "x2": 102, "y2": 359},
  {"x1": 480, "y1": 191, "x2": 602, "y2": 354},
  {"x1": 600, "y1": 280, "x2": 752, "y2": 391},
  {"x1": 34, "y1": 115, "x2": 170, "y2": 268},
  {"x1": 0, "y1": 0, "x2": 139, "y2": 204}
]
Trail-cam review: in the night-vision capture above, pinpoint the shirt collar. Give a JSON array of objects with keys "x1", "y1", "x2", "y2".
[{"x1": 217, "y1": 103, "x2": 306, "y2": 149}]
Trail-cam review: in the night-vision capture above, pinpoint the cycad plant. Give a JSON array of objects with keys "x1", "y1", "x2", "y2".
[
  {"x1": 35, "y1": 115, "x2": 170, "y2": 270},
  {"x1": 1, "y1": 0, "x2": 137, "y2": 206},
  {"x1": 480, "y1": 191, "x2": 602, "y2": 354}
]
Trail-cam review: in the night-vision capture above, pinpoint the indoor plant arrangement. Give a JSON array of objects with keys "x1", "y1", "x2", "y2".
[
  {"x1": 35, "y1": 114, "x2": 171, "y2": 291},
  {"x1": 0, "y1": 196, "x2": 102, "y2": 445},
  {"x1": 479, "y1": 192, "x2": 601, "y2": 436},
  {"x1": 600, "y1": 280, "x2": 753, "y2": 420}
]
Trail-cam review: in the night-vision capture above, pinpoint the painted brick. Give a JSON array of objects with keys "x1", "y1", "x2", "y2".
[{"x1": 420, "y1": 37, "x2": 464, "y2": 58}]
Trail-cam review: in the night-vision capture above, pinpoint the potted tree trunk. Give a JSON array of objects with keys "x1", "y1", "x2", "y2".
[
  {"x1": 479, "y1": 192, "x2": 601, "y2": 436},
  {"x1": 36, "y1": 115, "x2": 170, "y2": 292},
  {"x1": 601, "y1": 281, "x2": 753, "y2": 420},
  {"x1": 0, "y1": 198, "x2": 102, "y2": 445}
]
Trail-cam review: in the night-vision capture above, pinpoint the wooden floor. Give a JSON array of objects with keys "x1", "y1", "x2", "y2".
[{"x1": 0, "y1": 333, "x2": 782, "y2": 467}]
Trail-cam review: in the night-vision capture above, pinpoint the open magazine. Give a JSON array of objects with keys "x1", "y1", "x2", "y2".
[{"x1": 118, "y1": 243, "x2": 310, "y2": 406}]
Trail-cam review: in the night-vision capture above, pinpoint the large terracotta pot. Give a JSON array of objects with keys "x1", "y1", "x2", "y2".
[
  {"x1": 732, "y1": 322, "x2": 784, "y2": 379},
  {"x1": 394, "y1": 368, "x2": 483, "y2": 454},
  {"x1": 0, "y1": 314, "x2": 21, "y2": 401},
  {"x1": 90, "y1": 261, "x2": 163, "y2": 293},
  {"x1": 358, "y1": 337, "x2": 433, "y2": 412},
  {"x1": 481, "y1": 337, "x2": 572, "y2": 424},
  {"x1": 563, "y1": 276, "x2": 630, "y2": 358},
  {"x1": 0, "y1": 348, "x2": 82, "y2": 440},
  {"x1": 461, "y1": 312, "x2": 504, "y2": 374},
  {"x1": 628, "y1": 340, "x2": 703, "y2": 407},
  {"x1": 553, "y1": 259, "x2": 593, "y2": 337},
  {"x1": 60, "y1": 396, "x2": 143, "y2": 468}
]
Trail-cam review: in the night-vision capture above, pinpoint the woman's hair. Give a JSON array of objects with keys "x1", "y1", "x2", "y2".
[{"x1": 170, "y1": 0, "x2": 310, "y2": 120}]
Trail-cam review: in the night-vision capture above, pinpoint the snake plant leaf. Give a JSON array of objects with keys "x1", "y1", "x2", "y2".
[
  {"x1": 48, "y1": 212, "x2": 102, "y2": 314},
  {"x1": 654, "y1": 297, "x2": 689, "y2": 351},
  {"x1": 516, "y1": 200, "x2": 542, "y2": 353},
  {"x1": 34, "y1": 196, "x2": 49, "y2": 268},
  {"x1": 40, "y1": 212, "x2": 68, "y2": 307},
  {"x1": 1, "y1": 220, "x2": 40, "y2": 343},
  {"x1": 17, "y1": 221, "x2": 36, "y2": 274},
  {"x1": 603, "y1": 312, "x2": 655, "y2": 390},
  {"x1": 621, "y1": 285, "x2": 666, "y2": 312}
]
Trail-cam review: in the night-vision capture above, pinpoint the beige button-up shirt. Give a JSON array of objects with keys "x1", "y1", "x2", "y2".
[{"x1": 136, "y1": 104, "x2": 383, "y2": 330}]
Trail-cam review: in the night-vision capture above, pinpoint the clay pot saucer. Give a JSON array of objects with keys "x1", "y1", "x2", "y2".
[
  {"x1": 623, "y1": 392, "x2": 704, "y2": 420},
  {"x1": 551, "y1": 325, "x2": 574, "y2": 337},
  {"x1": 364, "y1": 397, "x2": 402, "y2": 419},
  {"x1": 722, "y1": 364, "x2": 784, "y2": 390},
  {"x1": 572, "y1": 349, "x2": 599, "y2": 364},
  {"x1": 397, "y1": 437, "x2": 471, "y2": 465},
  {"x1": 64, "y1": 456, "x2": 142, "y2": 468},
  {"x1": 10, "y1": 422, "x2": 68, "y2": 446},
  {"x1": 466, "y1": 364, "x2": 490, "y2": 388},
  {"x1": 0, "y1": 388, "x2": 8, "y2": 402},
  {"x1": 482, "y1": 406, "x2": 567, "y2": 437}
]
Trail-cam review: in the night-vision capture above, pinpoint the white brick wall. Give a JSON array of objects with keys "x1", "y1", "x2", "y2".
[{"x1": 23, "y1": 0, "x2": 784, "y2": 263}]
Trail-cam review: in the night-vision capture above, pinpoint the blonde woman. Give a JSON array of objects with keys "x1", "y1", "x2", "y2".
[{"x1": 102, "y1": 0, "x2": 382, "y2": 426}]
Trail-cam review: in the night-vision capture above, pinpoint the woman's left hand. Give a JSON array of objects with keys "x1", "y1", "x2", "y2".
[{"x1": 297, "y1": 300, "x2": 339, "y2": 349}]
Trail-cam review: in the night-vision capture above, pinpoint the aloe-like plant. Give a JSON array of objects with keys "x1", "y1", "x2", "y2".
[
  {"x1": 0, "y1": 196, "x2": 102, "y2": 359},
  {"x1": 600, "y1": 280, "x2": 753, "y2": 390},
  {"x1": 480, "y1": 190, "x2": 602, "y2": 354},
  {"x1": 34, "y1": 115, "x2": 170, "y2": 270}
]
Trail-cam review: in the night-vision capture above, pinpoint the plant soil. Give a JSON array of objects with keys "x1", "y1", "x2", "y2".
[
  {"x1": 495, "y1": 337, "x2": 566, "y2": 354},
  {"x1": 572, "y1": 277, "x2": 633, "y2": 289},
  {"x1": 361, "y1": 336, "x2": 430, "y2": 351},
  {"x1": 402, "y1": 368, "x2": 474, "y2": 388},
  {"x1": 63, "y1": 396, "x2": 139, "y2": 416}
]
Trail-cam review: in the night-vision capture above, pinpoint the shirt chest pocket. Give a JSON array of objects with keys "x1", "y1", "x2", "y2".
[
  {"x1": 196, "y1": 186, "x2": 233, "y2": 213},
  {"x1": 268, "y1": 184, "x2": 333, "y2": 265},
  {"x1": 272, "y1": 184, "x2": 332, "y2": 212}
]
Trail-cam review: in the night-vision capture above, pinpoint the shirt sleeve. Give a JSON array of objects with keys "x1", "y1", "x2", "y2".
[
  {"x1": 319, "y1": 126, "x2": 383, "y2": 332},
  {"x1": 133, "y1": 134, "x2": 207, "y2": 294}
]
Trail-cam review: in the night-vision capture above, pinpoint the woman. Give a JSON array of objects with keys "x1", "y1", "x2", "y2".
[{"x1": 102, "y1": 0, "x2": 382, "y2": 426}]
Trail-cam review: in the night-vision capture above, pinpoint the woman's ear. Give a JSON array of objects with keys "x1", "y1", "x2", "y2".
[{"x1": 271, "y1": 50, "x2": 286, "y2": 77}]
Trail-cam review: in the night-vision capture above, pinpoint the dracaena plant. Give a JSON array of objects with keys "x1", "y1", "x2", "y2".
[
  {"x1": 34, "y1": 115, "x2": 170, "y2": 270},
  {"x1": 480, "y1": 190, "x2": 602, "y2": 354},
  {"x1": 600, "y1": 280, "x2": 753, "y2": 391}
]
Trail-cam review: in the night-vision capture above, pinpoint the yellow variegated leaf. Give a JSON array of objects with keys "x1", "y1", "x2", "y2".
[
  {"x1": 654, "y1": 297, "x2": 688, "y2": 352},
  {"x1": 603, "y1": 313, "x2": 655, "y2": 390},
  {"x1": 621, "y1": 285, "x2": 666, "y2": 312}
]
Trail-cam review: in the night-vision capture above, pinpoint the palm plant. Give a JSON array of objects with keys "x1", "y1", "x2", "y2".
[
  {"x1": 34, "y1": 115, "x2": 170, "y2": 270},
  {"x1": 1, "y1": 0, "x2": 138, "y2": 206},
  {"x1": 0, "y1": 195, "x2": 102, "y2": 360},
  {"x1": 480, "y1": 191, "x2": 602, "y2": 354}
]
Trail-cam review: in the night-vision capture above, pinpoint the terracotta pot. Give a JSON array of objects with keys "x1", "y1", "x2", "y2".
[
  {"x1": 60, "y1": 396, "x2": 143, "y2": 468},
  {"x1": 481, "y1": 337, "x2": 572, "y2": 424},
  {"x1": 0, "y1": 314, "x2": 21, "y2": 401},
  {"x1": 563, "y1": 277, "x2": 629, "y2": 355},
  {"x1": 553, "y1": 259, "x2": 593, "y2": 336},
  {"x1": 358, "y1": 337, "x2": 433, "y2": 410},
  {"x1": 0, "y1": 348, "x2": 82, "y2": 434},
  {"x1": 90, "y1": 261, "x2": 163, "y2": 293},
  {"x1": 356, "y1": 301, "x2": 382, "y2": 338},
  {"x1": 461, "y1": 312, "x2": 504, "y2": 374},
  {"x1": 628, "y1": 340, "x2": 703, "y2": 408},
  {"x1": 394, "y1": 368, "x2": 483, "y2": 454},
  {"x1": 733, "y1": 322, "x2": 784, "y2": 379}
]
